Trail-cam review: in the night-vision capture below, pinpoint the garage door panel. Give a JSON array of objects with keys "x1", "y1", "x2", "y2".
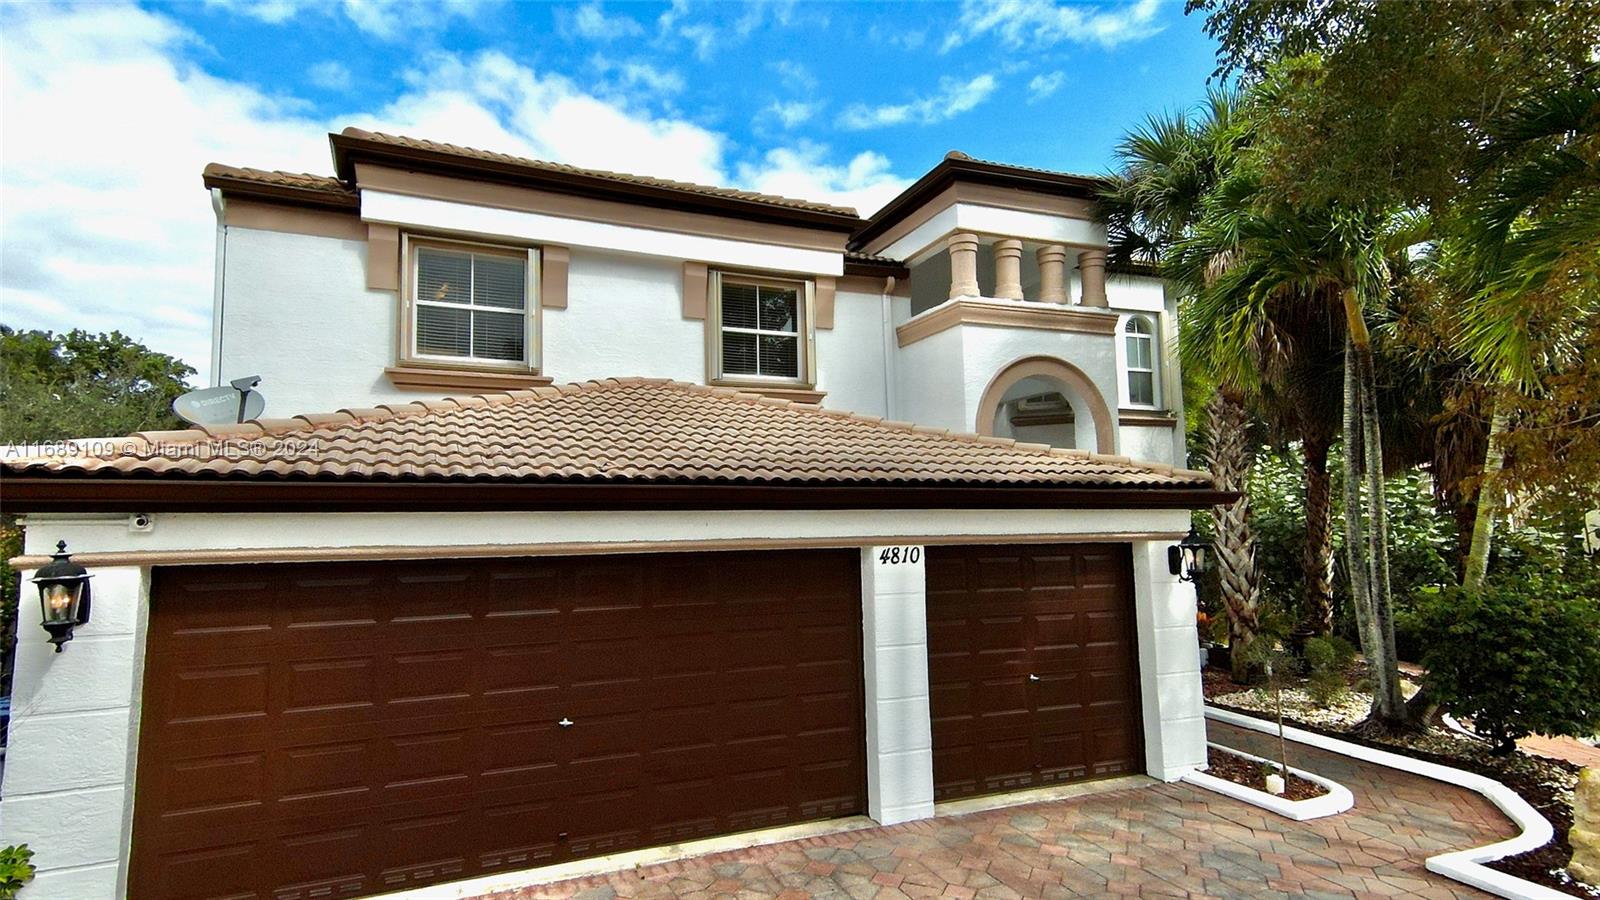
[
  {"x1": 927, "y1": 544, "x2": 1142, "y2": 802},
  {"x1": 134, "y1": 551, "x2": 864, "y2": 899}
]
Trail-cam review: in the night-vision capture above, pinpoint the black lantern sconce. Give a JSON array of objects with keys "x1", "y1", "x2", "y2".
[
  {"x1": 32, "y1": 541, "x2": 92, "y2": 652},
  {"x1": 1168, "y1": 526, "x2": 1211, "y2": 583}
]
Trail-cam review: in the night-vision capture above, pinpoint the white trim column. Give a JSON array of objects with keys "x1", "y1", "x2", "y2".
[
  {"x1": 1130, "y1": 539, "x2": 1207, "y2": 781},
  {"x1": 859, "y1": 546, "x2": 935, "y2": 825},
  {"x1": 0, "y1": 563, "x2": 147, "y2": 900}
]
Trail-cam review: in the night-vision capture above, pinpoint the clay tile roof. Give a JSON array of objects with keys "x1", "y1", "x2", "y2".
[
  {"x1": 3, "y1": 380, "x2": 1214, "y2": 490},
  {"x1": 335, "y1": 128, "x2": 861, "y2": 219},
  {"x1": 201, "y1": 163, "x2": 358, "y2": 208}
]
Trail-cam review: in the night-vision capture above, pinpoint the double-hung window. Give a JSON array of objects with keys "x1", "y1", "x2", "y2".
[
  {"x1": 712, "y1": 273, "x2": 811, "y2": 383},
  {"x1": 410, "y1": 240, "x2": 535, "y2": 368},
  {"x1": 1124, "y1": 315, "x2": 1158, "y2": 406}
]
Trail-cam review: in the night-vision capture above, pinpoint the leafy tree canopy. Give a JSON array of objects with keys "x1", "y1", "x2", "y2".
[
  {"x1": 1186, "y1": 0, "x2": 1600, "y2": 209},
  {"x1": 0, "y1": 325, "x2": 194, "y2": 444}
]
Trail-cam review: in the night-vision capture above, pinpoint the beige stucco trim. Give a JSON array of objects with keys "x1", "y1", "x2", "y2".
[
  {"x1": 355, "y1": 164, "x2": 848, "y2": 254},
  {"x1": 541, "y1": 245, "x2": 570, "y2": 309},
  {"x1": 859, "y1": 182, "x2": 1095, "y2": 257},
  {"x1": 366, "y1": 223, "x2": 400, "y2": 291},
  {"x1": 896, "y1": 298, "x2": 1120, "y2": 347},
  {"x1": 9, "y1": 530, "x2": 1186, "y2": 569},
  {"x1": 223, "y1": 198, "x2": 366, "y2": 241},
  {"x1": 814, "y1": 276, "x2": 836, "y2": 330},
  {"x1": 1119, "y1": 409, "x2": 1179, "y2": 428},
  {"x1": 383, "y1": 366, "x2": 555, "y2": 392},
  {"x1": 682, "y1": 262, "x2": 709, "y2": 320},
  {"x1": 977, "y1": 356, "x2": 1117, "y2": 455}
]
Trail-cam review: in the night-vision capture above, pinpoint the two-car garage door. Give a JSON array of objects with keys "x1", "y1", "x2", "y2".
[
  {"x1": 131, "y1": 550, "x2": 865, "y2": 900},
  {"x1": 129, "y1": 543, "x2": 1143, "y2": 899}
]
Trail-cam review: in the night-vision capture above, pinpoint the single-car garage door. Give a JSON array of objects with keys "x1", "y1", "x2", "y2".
[
  {"x1": 926, "y1": 543, "x2": 1143, "y2": 801},
  {"x1": 131, "y1": 550, "x2": 864, "y2": 900}
]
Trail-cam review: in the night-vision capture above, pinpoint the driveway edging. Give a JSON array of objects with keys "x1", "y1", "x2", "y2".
[
  {"x1": 1206, "y1": 704, "x2": 1567, "y2": 900},
  {"x1": 1182, "y1": 740, "x2": 1355, "y2": 821}
]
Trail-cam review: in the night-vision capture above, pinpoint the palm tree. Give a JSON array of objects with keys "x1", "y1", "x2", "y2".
[{"x1": 1100, "y1": 91, "x2": 1268, "y2": 681}]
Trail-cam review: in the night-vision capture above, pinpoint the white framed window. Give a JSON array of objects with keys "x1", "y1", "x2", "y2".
[
  {"x1": 1124, "y1": 315, "x2": 1158, "y2": 406},
  {"x1": 406, "y1": 237, "x2": 538, "y2": 370},
  {"x1": 710, "y1": 271, "x2": 813, "y2": 384}
]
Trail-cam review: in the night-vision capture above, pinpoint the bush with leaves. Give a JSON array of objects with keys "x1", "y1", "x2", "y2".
[
  {"x1": 0, "y1": 845, "x2": 34, "y2": 899},
  {"x1": 1303, "y1": 635, "x2": 1358, "y2": 707},
  {"x1": 1414, "y1": 566, "x2": 1600, "y2": 755}
]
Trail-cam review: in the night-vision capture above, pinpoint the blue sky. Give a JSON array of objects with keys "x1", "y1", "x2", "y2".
[{"x1": 0, "y1": 0, "x2": 1221, "y2": 377}]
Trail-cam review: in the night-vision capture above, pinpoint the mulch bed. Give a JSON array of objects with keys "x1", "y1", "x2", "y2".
[
  {"x1": 1205, "y1": 745, "x2": 1327, "y2": 801},
  {"x1": 1211, "y1": 700, "x2": 1591, "y2": 898}
]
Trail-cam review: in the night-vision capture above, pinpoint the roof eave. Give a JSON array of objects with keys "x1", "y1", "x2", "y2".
[
  {"x1": 851, "y1": 156, "x2": 1108, "y2": 249},
  {"x1": 0, "y1": 475, "x2": 1234, "y2": 513},
  {"x1": 202, "y1": 173, "x2": 360, "y2": 212},
  {"x1": 329, "y1": 132, "x2": 863, "y2": 233}
]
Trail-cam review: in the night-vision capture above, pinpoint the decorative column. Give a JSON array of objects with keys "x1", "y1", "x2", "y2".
[
  {"x1": 1036, "y1": 244, "x2": 1068, "y2": 303},
  {"x1": 1077, "y1": 249, "x2": 1108, "y2": 307},
  {"x1": 859, "y1": 546, "x2": 935, "y2": 825},
  {"x1": 947, "y1": 232, "x2": 979, "y2": 299},
  {"x1": 993, "y1": 239, "x2": 1024, "y2": 300}
]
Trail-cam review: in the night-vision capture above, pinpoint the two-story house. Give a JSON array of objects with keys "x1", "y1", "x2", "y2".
[{"x1": 1, "y1": 129, "x2": 1223, "y2": 900}]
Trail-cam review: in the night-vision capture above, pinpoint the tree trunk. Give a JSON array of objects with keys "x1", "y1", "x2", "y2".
[
  {"x1": 1205, "y1": 391, "x2": 1262, "y2": 684},
  {"x1": 1300, "y1": 433, "x2": 1335, "y2": 635},
  {"x1": 1343, "y1": 292, "x2": 1406, "y2": 726},
  {"x1": 1341, "y1": 335, "x2": 1379, "y2": 696},
  {"x1": 1463, "y1": 406, "x2": 1507, "y2": 594}
]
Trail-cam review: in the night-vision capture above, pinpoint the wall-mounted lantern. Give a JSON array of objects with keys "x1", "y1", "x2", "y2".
[
  {"x1": 1168, "y1": 526, "x2": 1210, "y2": 584},
  {"x1": 32, "y1": 541, "x2": 92, "y2": 652}
]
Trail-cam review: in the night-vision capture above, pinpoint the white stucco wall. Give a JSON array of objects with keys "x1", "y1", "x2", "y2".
[
  {"x1": 216, "y1": 227, "x2": 407, "y2": 416},
  {"x1": 1119, "y1": 424, "x2": 1179, "y2": 466},
  {"x1": 3, "y1": 508, "x2": 1201, "y2": 899},
  {"x1": 817, "y1": 289, "x2": 893, "y2": 418},
  {"x1": 543, "y1": 249, "x2": 702, "y2": 383},
  {"x1": 958, "y1": 324, "x2": 1121, "y2": 452}
]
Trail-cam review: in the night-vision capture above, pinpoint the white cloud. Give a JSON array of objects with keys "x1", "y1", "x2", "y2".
[
  {"x1": 307, "y1": 60, "x2": 353, "y2": 91},
  {"x1": 942, "y1": 0, "x2": 1164, "y2": 52},
  {"x1": 563, "y1": 2, "x2": 644, "y2": 41},
  {"x1": 836, "y1": 74, "x2": 998, "y2": 130},
  {"x1": 737, "y1": 144, "x2": 912, "y2": 217},
  {"x1": 204, "y1": 0, "x2": 494, "y2": 41},
  {"x1": 1027, "y1": 70, "x2": 1064, "y2": 103},
  {"x1": 770, "y1": 59, "x2": 817, "y2": 92},
  {"x1": 765, "y1": 100, "x2": 820, "y2": 128},
  {"x1": 1, "y1": 4, "x2": 918, "y2": 386}
]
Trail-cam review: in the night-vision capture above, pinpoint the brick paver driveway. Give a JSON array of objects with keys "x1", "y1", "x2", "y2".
[{"x1": 480, "y1": 720, "x2": 1515, "y2": 899}]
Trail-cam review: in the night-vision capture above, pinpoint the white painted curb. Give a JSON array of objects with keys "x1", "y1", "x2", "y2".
[
  {"x1": 1182, "y1": 741, "x2": 1354, "y2": 821},
  {"x1": 1207, "y1": 705, "x2": 1569, "y2": 900}
]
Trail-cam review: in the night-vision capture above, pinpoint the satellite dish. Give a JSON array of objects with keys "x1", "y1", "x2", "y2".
[{"x1": 173, "y1": 376, "x2": 266, "y2": 426}]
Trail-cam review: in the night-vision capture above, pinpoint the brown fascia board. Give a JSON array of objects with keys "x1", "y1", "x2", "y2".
[
  {"x1": 329, "y1": 131, "x2": 863, "y2": 233},
  {"x1": 851, "y1": 155, "x2": 1108, "y2": 248},
  {"x1": 843, "y1": 256, "x2": 912, "y2": 279},
  {"x1": 201, "y1": 172, "x2": 360, "y2": 212},
  {"x1": 0, "y1": 475, "x2": 1236, "y2": 513}
]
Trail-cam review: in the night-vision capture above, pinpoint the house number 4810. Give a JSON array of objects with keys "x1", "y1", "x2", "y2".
[{"x1": 878, "y1": 546, "x2": 921, "y2": 565}]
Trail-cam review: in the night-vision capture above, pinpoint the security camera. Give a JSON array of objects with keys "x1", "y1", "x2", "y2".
[{"x1": 128, "y1": 513, "x2": 154, "y2": 533}]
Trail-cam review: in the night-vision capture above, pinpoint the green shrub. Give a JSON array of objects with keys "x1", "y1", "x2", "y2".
[
  {"x1": 0, "y1": 845, "x2": 35, "y2": 899},
  {"x1": 1303, "y1": 635, "x2": 1358, "y2": 706},
  {"x1": 1415, "y1": 571, "x2": 1600, "y2": 754}
]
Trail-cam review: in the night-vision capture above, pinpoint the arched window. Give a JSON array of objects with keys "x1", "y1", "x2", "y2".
[{"x1": 1124, "y1": 316, "x2": 1157, "y2": 406}]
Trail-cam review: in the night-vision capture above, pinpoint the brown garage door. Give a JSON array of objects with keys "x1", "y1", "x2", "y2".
[
  {"x1": 131, "y1": 550, "x2": 864, "y2": 900},
  {"x1": 926, "y1": 543, "x2": 1143, "y2": 801}
]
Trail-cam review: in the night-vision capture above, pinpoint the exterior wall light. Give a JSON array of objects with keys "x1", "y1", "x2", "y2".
[
  {"x1": 1168, "y1": 526, "x2": 1210, "y2": 583},
  {"x1": 32, "y1": 541, "x2": 92, "y2": 652}
]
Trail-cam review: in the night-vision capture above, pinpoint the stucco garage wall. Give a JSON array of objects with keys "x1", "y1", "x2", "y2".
[{"x1": 3, "y1": 509, "x2": 1204, "y2": 898}]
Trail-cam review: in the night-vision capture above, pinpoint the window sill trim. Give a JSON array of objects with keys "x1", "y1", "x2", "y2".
[
  {"x1": 708, "y1": 382, "x2": 827, "y2": 405},
  {"x1": 386, "y1": 365, "x2": 554, "y2": 393},
  {"x1": 1118, "y1": 408, "x2": 1178, "y2": 427}
]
